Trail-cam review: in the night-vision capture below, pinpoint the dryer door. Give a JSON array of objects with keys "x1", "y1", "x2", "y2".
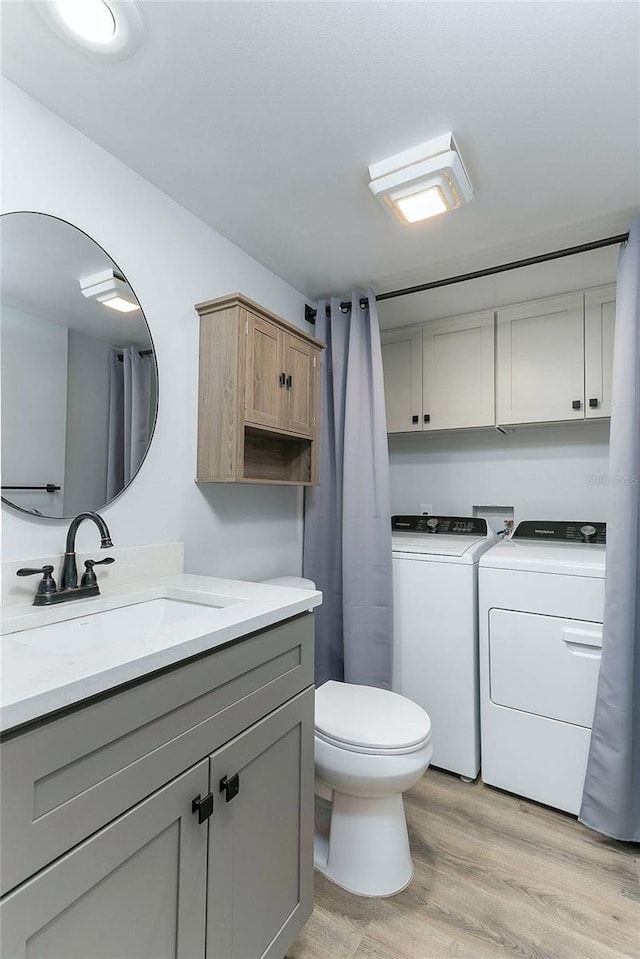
[{"x1": 489, "y1": 610, "x2": 602, "y2": 728}]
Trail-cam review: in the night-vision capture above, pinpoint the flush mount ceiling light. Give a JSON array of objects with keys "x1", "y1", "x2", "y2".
[
  {"x1": 80, "y1": 269, "x2": 141, "y2": 313},
  {"x1": 34, "y1": 0, "x2": 142, "y2": 58},
  {"x1": 368, "y1": 133, "x2": 473, "y2": 225}
]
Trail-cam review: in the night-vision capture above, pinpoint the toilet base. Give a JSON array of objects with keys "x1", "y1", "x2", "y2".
[{"x1": 313, "y1": 790, "x2": 414, "y2": 897}]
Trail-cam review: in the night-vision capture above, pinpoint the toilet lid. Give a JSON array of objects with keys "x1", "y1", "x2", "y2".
[{"x1": 315, "y1": 681, "x2": 431, "y2": 752}]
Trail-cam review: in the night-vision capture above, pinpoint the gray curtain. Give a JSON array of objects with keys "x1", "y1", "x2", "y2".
[
  {"x1": 303, "y1": 290, "x2": 393, "y2": 689},
  {"x1": 106, "y1": 347, "x2": 154, "y2": 499},
  {"x1": 580, "y1": 218, "x2": 640, "y2": 841}
]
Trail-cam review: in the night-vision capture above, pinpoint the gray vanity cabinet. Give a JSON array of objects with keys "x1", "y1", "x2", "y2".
[
  {"x1": 0, "y1": 614, "x2": 315, "y2": 959},
  {"x1": 1, "y1": 761, "x2": 209, "y2": 959}
]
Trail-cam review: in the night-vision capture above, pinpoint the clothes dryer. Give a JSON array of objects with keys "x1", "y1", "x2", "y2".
[{"x1": 479, "y1": 520, "x2": 606, "y2": 813}]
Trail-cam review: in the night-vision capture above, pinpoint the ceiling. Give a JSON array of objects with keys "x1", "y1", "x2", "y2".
[
  {"x1": 1, "y1": 212, "x2": 152, "y2": 347},
  {"x1": 2, "y1": 2, "x2": 639, "y2": 302}
]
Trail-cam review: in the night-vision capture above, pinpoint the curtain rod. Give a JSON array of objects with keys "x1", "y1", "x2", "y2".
[{"x1": 303, "y1": 232, "x2": 629, "y2": 324}]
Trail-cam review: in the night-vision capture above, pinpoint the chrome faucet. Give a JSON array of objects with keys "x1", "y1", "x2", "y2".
[{"x1": 17, "y1": 511, "x2": 115, "y2": 607}]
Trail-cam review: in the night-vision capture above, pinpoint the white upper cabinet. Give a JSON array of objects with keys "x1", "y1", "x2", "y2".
[
  {"x1": 496, "y1": 293, "x2": 585, "y2": 425},
  {"x1": 423, "y1": 311, "x2": 495, "y2": 430},
  {"x1": 584, "y1": 285, "x2": 616, "y2": 419},
  {"x1": 381, "y1": 325, "x2": 423, "y2": 432}
]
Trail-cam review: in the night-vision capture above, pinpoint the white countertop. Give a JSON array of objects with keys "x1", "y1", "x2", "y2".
[{"x1": 1, "y1": 574, "x2": 321, "y2": 734}]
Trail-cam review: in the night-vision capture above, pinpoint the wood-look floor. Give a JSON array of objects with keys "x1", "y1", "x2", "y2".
[{"x1": 287, "y1": 769, "x2": 640, "y2": 959}]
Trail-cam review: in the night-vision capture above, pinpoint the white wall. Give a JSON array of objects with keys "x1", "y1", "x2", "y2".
[
  {"x1": 1, "y1": 303, "x2": 68, "y2": 518},
  {"x1": 1, "y1": 79, "x2": 313, "y2": 579},
  {"x1": 389, "y1": 422, "x2": 611, "y2": 525}
]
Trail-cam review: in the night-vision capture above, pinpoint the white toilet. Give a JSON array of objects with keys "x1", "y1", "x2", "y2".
[{"x1": 263, "y1": 576, "x2": 433, "y2": 897}]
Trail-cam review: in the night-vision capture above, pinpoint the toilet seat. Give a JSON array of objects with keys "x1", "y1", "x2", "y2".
[{"x1": 315, "y1": 681, "x2": 432, "y2": 755}]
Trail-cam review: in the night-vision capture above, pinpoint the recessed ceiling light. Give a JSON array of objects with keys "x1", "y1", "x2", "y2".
[
  {"x1": 79, "y1": 269, "x2": 141, "y2": 312},
  {"x1": 368, "y1": 133, "x2": 473, "y2": 225},
  {"x1": 34, "y1": 0, "x2": 143, "y2": 58},
  {"x1": 55, "y1": 0, "x2": 116, "y2": 44}
]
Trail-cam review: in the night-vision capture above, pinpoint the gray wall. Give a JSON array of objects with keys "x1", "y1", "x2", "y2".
[{"x1": 63, "y1": 330, "x2": 111, "y2": 517}]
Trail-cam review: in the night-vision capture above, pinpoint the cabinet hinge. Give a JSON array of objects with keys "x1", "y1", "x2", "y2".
[
  {"x1": 313, "y1": 356, "x2": 316, "y2": 368},
  {"x1": 245, "y1": 319, "x2": 248, "y2": 334}
]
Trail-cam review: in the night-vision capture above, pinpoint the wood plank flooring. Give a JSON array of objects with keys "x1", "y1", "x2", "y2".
[{"x1": 287, "y1": 769, "x2": 640, "y2": 959}]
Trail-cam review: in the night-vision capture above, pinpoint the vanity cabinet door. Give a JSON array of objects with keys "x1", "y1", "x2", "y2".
[
  {"x1": 0, "y1": 761, "x2": 208, "y2": 959},
  {"x1": 206, "y1": 688, "x2": 314, "y2": 959}
]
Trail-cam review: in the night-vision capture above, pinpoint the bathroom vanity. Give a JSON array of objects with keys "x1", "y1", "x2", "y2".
[{"x1": 0, "y1": 570, "x2": 319, "y2": 959}]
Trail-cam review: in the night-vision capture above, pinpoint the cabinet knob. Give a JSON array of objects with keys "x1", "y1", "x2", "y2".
[
  {"x1": 279, "y1": 372, "x2": 286, "y2": 386},
  {"x1": 412, "y1": 415, "x2": 419, "y2": 424},
  {"x1": 286, "y1": 375, "x2": 293, "y2": 389},
  {"x1": 589, "y1": 398, "x2": 599, "y2": 409},
  {"x1": 424, "y1": 414, "x2": 430, "y2": 423},
  {"x1": 572, "y1": 400, "x2": 582, "y2": 411},
  {"x1": 220, "y1": 773, "x2": 240, "y2": 803},
  {"x1": 192, "y1": 793, "x2": 214, "y2": 824}
]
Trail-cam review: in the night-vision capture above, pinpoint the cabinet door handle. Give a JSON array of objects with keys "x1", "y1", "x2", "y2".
[
  {"x1": 589, "y1": 398, "x2": 599, "y2": 409},
  {"x1": 424, "y1": 414, "x2": 430, "y2": 423},
  {"x1": 220, "y1": 773, "x2": 240, "y2": 803},
  {"x1": 192, "y1": 793, "x2": 214, "y2": 824},
  {"x1": 286, "y1": 375, "x2": 292, "y2": 389},
  {"x1": 279, "y1": 372, "x2": 286, "y2": 386},
  {"x1": 412, "y1": 415, "x2": 419, "y2": 424},
  {"x1": 572, "y1": 400, "x2": 582, "y2": 411}
]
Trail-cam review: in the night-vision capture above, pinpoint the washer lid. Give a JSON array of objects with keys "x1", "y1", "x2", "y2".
[{"x1": 315, "y1": 681, "x2": 431, "y2": 750}]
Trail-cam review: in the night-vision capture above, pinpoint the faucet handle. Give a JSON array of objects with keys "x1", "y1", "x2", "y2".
[
  {"x1": 81, "y1": 557, "x2": 115, "y2": 587},
  {"x1": 16, "y1": 565, "x2": 57, "y2": 598}
]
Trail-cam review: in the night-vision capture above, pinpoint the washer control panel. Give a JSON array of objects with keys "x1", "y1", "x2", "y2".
[
  {"x1": 512, "y1": 520, "x2": 606, "y2": 545},
  {"x1": 391, "y1": 515, "x2": 488, "y2": 535}
]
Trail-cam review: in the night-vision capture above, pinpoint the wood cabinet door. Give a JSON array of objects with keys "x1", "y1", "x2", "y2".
[
  {"x1": 381, "y1": 325, "x2": 423, "y2": 432},
  {"x1": 422, "y1": 310, "x2": 495, "y2": 430},
  {"x1": 496, "y1": 293, "x2": 585, "y2": 425},
  {"x1": 585, "y1": 285, "x2": 616, "y2": 419},
  {"x1": 283, "y1": 334, "x2": 314, "y2": 435},
  {"x1": 245, "y1": 311, "x2": 283, "y2": 429},
  {"x1": 206, "y1": 689, "x2": 314, "y2": 959},
  {"x1": 0, "y1": 761, "x2": 208, "y2": 959}
]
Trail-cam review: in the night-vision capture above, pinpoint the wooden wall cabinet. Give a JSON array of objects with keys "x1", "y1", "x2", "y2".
[{"x1": 196, "y1": 294, "x2": 324, "y2": 485}]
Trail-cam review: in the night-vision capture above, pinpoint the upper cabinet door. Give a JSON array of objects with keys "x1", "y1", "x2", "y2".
[
  {"x1": 423, "y1": 311, "x2": 495, "y2": 430},
  {"x1": 585, "y1": 286, "x2": 616, "y2": 419},
  {"x1": 245, "y1": 311, "x2": 283, "y2": 429},
  {"x1": 496, "y1": 294, "x2": 585, "y2": 425},
  {"x1": 283, "y1": 334, "x2": 314, "y2": 435},
  {"x1": 381, "y1": 325, "x2": 423, "y2": 432}
]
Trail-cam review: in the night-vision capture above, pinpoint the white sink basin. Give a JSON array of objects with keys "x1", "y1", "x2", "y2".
[{"x1": 12, "y1": 597, "x2": 228, "y2": 655}]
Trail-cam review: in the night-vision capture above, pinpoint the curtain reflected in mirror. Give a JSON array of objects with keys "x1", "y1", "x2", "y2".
[{"x1": 1, "y1": 212, "x2": 158, "y2": 519}]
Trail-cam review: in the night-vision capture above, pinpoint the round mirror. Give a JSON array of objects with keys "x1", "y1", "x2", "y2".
[{"x1": 1, "y1": 212, "x2": 158, "y2": 518}]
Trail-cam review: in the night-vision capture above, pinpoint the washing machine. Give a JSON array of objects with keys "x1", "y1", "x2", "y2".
[
  {"x1": 391, "y1": 515, "x2": 497, "y2": 779},
  {"x1": 479, "y1": 520, "x2": 606, "y2": 814}
]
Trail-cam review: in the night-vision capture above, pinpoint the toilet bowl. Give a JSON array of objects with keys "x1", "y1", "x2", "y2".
[
  {"x1": 262, "y1": 576, "x2": 433, "y2": 897},
  {"x1": 314, "y1": 680, "x2": 432, "y2": 897}
]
